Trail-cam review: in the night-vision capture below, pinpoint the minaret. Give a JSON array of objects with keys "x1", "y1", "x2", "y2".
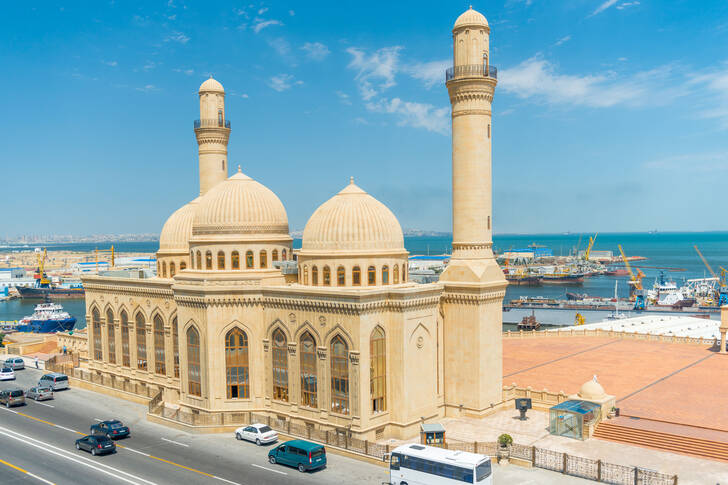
[
  {"x1": 195, "y1": 76, "x2": 230, "y2": 196},
  {"x1": 440, "y1": 7, "x2": 508, "y2": 416}
]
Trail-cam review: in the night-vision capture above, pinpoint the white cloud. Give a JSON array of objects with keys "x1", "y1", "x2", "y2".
[
  {"x1": 689, "y1": 63, "x2": 728, "y2": 128},
  {"x1": 301, "y1": 42, "x2": 330, "y2": 61},
  {"x1": 241, "y1": 94, "x2": 249, "y2": 99},
  {"x1": 165, "y1": 31, "x2": 189, "y2": 44},
  {"x1": 365, "y1": 98, "x2": 449, "y2": 135},
  {"x1": 173, "y1": 68, "x2": 194, "y2": 75},
  {"x1": 336, "y1": 91, "x2": 351, "y2": 105},
  {"x1": 258, "y1": 7, "x2": 268, "y2": 14},
  {"x1": 403, "y1": 59, "x2": 449, "y2": 89},
  {"x1": 616, "y1": 1, "x2": 640, "y2": 10},
  {"x1": 253, "y1": 19, "x2": 283, "y2": 33},
  {"x1": 590, "y1": 0, "x2": 618, "y2": 16},
  {"x1": 288, "y1": 10, "x2": 295, "y2": 16},
  {"x1": 102, "y1": 60, "x2": 118, "y2": 67},
  {"x1": 268, "y1": 74, "x2": 303, "y2": 92},
  {"x1": 142, "y1": 60, "x2": 157, "y2": 71},
  {"x1": 554, "y1": 35, "x2": 571, "y2": 46},
  {"x1": 346, "y1": 46, "x2": 402, "y2": 100},
  {"x1": 135, "y1": 84, "x2": 157, "y2": 92},
  {"x1": 267, "y1": 37, "x2": 290, "y2": 56},
  {"x1": 645, "y1": 152, "x2": 728, "y2": 172}
]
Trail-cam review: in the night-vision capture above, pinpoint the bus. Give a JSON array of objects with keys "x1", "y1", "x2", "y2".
[{"x1": 385, "y1": 443, "x2": 493, "y2": 485}]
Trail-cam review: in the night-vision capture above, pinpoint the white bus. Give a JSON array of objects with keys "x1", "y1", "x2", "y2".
[{"x1": 386, "y1": 443, "x2": 493, "y2": 485}]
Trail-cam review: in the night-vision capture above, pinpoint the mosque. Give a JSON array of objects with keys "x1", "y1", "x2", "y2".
[{"x1": 82, "y1": 7, "x2": 506, "y2": 440}]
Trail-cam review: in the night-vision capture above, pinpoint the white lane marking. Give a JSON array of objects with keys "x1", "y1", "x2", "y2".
[
  {"x1": 160, "y1": 437, "x2": 189, "y2": 447},
  {"x1": 93, "y1": 418, "x2": 103, "y2": 422},
  {"x1": 32, "y1": 401, "x2": 54, "y2": 408},
  {"x1": 24, "y1": 470, "x2": 55, "y2": 485},
  {"x1": 0, "y1": 407, "x2": 18, "y2": 414},
  {"x1": 122, "y1": 446, "x2": 150, "y2": 457},
  {"x1": 0, "y1": 426, "x2": 158, "y2": 485},
  {"x1": 54, "y1": 425, "x2": 80, "y2": 434},
  {"x1": 251, "y1": 463, "x2": 287, "y2": 476},
  {"x1": 213, "y1": 475, "x2": 243, "y2": 485}
]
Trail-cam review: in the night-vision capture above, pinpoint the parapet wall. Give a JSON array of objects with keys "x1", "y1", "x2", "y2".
[{"x1": 504, "y1": 327, "x2": 719, "y2": 346}]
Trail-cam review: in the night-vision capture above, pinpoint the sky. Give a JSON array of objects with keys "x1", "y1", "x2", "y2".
[{"x1": 2, "y1": 0, "x2": 728, "y2": 237}]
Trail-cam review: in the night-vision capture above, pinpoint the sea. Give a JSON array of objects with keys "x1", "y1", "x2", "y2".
[{"x1": 2, "y1": 232, "x2": 726, "y2": 331}]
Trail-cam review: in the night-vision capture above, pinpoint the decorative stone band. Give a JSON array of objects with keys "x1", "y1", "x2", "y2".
[
  {"x1": 195, "y1": 134, "x2": 230, "y2": 145},
  {"x1": 441, "y1": 289, "x2": 506, "y2": 305},
  {"x1": 192, "y1": 223, "x2": 290, "y2": 235},
  {"x1": 265, "y1": 294, "x2": 441, "y2": 315},
  {"x1": 82, "y1": 281, "x2": 173, "y2": 300},
  {"x1": 451, "y1": 109, "x2": 492, "y2": 118},
  {"x1": 452, "y1": 242, "x2": 493, "y2": 258}
]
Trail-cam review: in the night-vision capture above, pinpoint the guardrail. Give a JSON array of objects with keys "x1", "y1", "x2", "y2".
[
  {"x1": 194, "y1": 119, "x2": 231, "y2": 129},
  {"x1": 446, "y1": 64, "x2": 497, "y2": 81},
  {"x1": 504, "y1": 327, "x2": 719, "y2": 347}
]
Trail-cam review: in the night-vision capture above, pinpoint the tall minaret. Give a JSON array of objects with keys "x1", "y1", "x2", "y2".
[
  {"x1": 440, "y1": 7, "x2": 508, "y2": 417},
  {"x1": 195, "y1": 76, "x2": 230, "y2": 195}
]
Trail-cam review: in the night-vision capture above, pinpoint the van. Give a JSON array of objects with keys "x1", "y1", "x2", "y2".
[
  {"x1": 4, "y1": 357, "x2": 25, "y2": 370},
  {"x1": 39, "y1": 372, "x2": 69, "y2": 391},
  {"x1": 268, "y1": 440, "x2": 326, "y2": 473},
  {"x1": 0, "y1": 388, "x2": 26, "y2": 407}
]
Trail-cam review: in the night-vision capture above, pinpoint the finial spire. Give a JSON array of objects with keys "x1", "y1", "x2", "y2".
[
  {"x1": 237, "y1": 165, "x2": 242, "y2": 173},
  {"x1": 469, "y1": 4, "x2": 473, "y2": 9},
  {"x1": 350, "y1": 176, "x2": 354, "y2": 185}
]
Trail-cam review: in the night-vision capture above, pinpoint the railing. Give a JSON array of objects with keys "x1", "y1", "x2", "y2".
[
  {"x1": 194, "y1": 119, "x2": 231, "y2": 129},
  {"x1": 446, "y1": 64, "x2": 497, "y2": 81}
]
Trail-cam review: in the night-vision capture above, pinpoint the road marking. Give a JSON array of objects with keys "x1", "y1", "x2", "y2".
[
  {"x1": 93, "y1": 418, "x2": 103, "y2": 422},
  {"x1": 17, "y1": 412, "x2": 56, "y2": 427},
  {"x1": 54, "y1": 425, "x2": 83, "y2": 435},
  {"x1": 251, "y1": 463, "x2": 287, "y2": 476},
  {"x1": 0, "y1": 407, "x2": 18, "y2": 414},
  {"x1": 0, "y1": 457, "x2": 55, "y2": 485},
  {"x1": 0, "y1": 426, "x2": 158, "y2": 485},
  {"x1": 214, "y1": 475, "x2": 244, "y2": 484},
  {"x1": 161, "y1": 437, "x2": 189, "y2": 447},
  {"x1": 149, "y1": 455, "x2": 216, "y2": 477},
  {"x1": 117, "y1": 445, "x2": 150, "y2": 457},
  {"x1": 32, "y1": 401, "x2": 54, "y2": 408}
]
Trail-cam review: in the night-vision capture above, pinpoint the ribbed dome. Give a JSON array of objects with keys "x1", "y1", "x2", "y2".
[
  {"x1": 159, "y1": 198, "x2": 199, "y2": 251},
  {"x1": 302, "y1": 178, "x2": 404, "y2": 253},
  {"x1": 192, "y1": 168, "x2": 289, "y2": 237},
  {"x1": 578, "y1": 379, "x2": 607, "y2": 401},
  {"x1": 454, "y1": 6, "x2": 488, "y2": 29},
  {"x1": 199, "y1": 76, "x2": 224, "y2": 93}
]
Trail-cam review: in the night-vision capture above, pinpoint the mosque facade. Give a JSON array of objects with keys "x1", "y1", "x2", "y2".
[{"x1": 82, "y1": 7, "x2": 507, "y2": 440}]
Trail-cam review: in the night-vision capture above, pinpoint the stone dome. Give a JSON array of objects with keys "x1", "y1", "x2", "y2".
[
  {"x1": 301, "y1": 178, "x2": 405, "y2": 254},
  {"x1": 159, "y1": 198, "x2": 199, "y2": 251},
  {"x1": 577, "y1": 379, "x2": 607, "y2": 401},
  {"x1": 192, "y1": 168, "x2": 289, "y2": 238},
  {"x1": 454, "y1": 6, "x2": 489, "y2": 29},
  {"x1": 199, "y1": 76, "x2": 224, "y2": 93}
]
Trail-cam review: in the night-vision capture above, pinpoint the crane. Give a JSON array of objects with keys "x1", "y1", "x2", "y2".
[
  {"x1": 693, "y1": 245, "x2": 717, "y2": 279},
  {"x1": 584, "y1": 233, "x2": 598, "y2": 261},
  {"x1": 35, "y1": 249, "x2": 51, "y2": 287},
  {"x1": 618, "y1": 244, "x2": 646, "y2": 310},
  {"x1": 694, "y1": 245, "x2": 727, "y2": 305}
]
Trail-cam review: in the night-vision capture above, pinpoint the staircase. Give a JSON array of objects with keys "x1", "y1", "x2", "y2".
[{"x1": 594, "y1": 420, "x2": 728, "y2": 462}]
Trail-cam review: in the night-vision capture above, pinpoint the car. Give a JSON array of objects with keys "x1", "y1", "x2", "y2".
[
  {"x1": 91, "y1": 420, "x2": 129, "y2": 439},
  {"x1": 0, "y1": 367, "x2": 16, "y2": 381},
  {"x1": 26, "y1": 386, "x2": 53, "y2": 401},
  {"x1": 0, "y1": 388, "x2": 25, "y2": 408},
  {"x1": 268, "y1": 440, "x2": 327, "y2": 473},
  {"x1": 38, "y1": 372, "x2": 69, "y2": 391},
  {"x1": 3, "y1": 357, "x2": 25, "y2": 370},
  {"x1": 75, "y1": 435, "x2": 116, "y2": 456},
  {"x1": 235, "y1": 423, "x2": 278, "y2": 445}
]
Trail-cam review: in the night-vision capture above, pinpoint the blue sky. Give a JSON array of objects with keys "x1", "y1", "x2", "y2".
[{"x1": 2, "y1": 0, "x2": 728, "y2": 237}]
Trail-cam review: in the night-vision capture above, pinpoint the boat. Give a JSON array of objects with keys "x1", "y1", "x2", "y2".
[
  {"x1": 9, "y1": 303, "x2": 77, "y2": 333},
  {"x1": 517, "y1": 311, "x2": 541, "y2": 330},
  {"x1": 541, "y1": 273, "x2": 584, "y2": 285},
  {"x1": 505, "y1": 274, "x2": 542, "y2": 286},
  {"x1": 648, "y1": 272, "x2": 696, "y2": 308},
  {"x1": 606, "y1": 281, "x2": 630, "y2": 320},
  {"x1": 17, "y1": 248, "x2": 84, "y2": 299}
]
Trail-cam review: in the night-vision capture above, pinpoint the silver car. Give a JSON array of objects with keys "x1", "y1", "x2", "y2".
[
  {"x1": 26, "y1": 386, "x2": 53, "y2": 401},
  {"x1": 3, "y1": 357, "x2": 24, "y2": 370}
]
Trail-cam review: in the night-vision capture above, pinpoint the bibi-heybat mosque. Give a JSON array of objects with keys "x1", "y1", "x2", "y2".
[{"x1": 83, "y1": 7, "x2": 506, "y2": 440}]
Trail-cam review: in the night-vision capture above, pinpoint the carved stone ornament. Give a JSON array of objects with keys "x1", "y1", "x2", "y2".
[
  {"x1": 417, "y1": 336, "x2": 424, "y2": 349},
  {"x1": 99, "y1": 295, "x2": 105, "y2": 302},
  {"x1": 349, "y1": 352, "x2": 360, "y2": 366},
  {"x1": 288, "y1": 313, "x2": 296, "y2": 324},
  {"x1": 317, "y1": 347, "x2": 327, "y2": 360},
  {"x1": 287, "y1": 343, "x2": 297, "y2": 355},
  {"x1": 319, "y1": 316, "x2": 326, "y2": 327},
  {"x1": 164, "y1": 301, "x2": 170, "y2": 309},
  {"x1": 146, "y1": 299, "x2": 151, "y2": 307},
  {"x1": 263, "y1": 339, "x2": 270, "y2": 352}
]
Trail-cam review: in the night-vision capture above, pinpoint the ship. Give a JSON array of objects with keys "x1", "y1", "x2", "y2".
[
  {"x1": 17, "y1": 248, "x2": 84, "y2": 299},
  {"x1": 8, "y1": 303, "x2": 77, "y2": 333},
  {"x1": 517, "y1": 311, "x2": 541, "y2": 330}
]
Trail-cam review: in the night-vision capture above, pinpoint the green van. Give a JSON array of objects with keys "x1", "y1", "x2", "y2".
[{"x1": 267, "y1": 439, "x2": 327, "y2": 472}]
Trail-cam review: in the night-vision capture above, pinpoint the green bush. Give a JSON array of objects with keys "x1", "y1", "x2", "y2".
[{"x1": 498, "y1": 433, "x2": 513, "y2": 447}]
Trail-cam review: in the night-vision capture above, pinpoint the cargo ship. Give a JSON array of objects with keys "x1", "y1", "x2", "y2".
[
  {"x1": 17, "y1": 248, "x2": 84, "y2": 299},
  {"x1": 5, "y1": 303, "x2": 77, "y2": 333}
]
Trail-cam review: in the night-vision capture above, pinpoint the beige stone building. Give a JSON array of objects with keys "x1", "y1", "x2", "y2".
[{"x1": 82, "y1": 7, "x2": 506, "y2": 440}]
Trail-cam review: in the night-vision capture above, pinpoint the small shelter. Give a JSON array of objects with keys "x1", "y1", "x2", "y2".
[
  {"x1": 420, "y1": 423, "x2": 446, "y2": 447},
  {"x1": 549, "y1": 400, "x2": 601, "y2": 440}
]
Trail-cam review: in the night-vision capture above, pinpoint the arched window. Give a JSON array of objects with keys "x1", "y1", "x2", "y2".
[
  {"x1": 245, "y1": 250, "x2": 254, "y2": 269},
  {"x1": 162, "y1": 262, "x2": 167, "y2": 278},
  {"x1": 225, "y1": 328, "x2": 249, "y2": 399},
  {"x1": 154, "y1": 315, "x2": 166, "y2": 375},
  {"x1": 402, "y1": 264, "x2": 406, "y2": 282},
  {"x1": 170, "y1": 262, "x2": 176, "y2": 277},
  {"x1": 272, "y1": 249, "x2": 279, "y2": 262},
  {"x1": 352, "y1": 266, "x2": 361, "y2": 286},
  {"x1": 172, "y1": 317, "x2": 179, "y2": 378},
  {"x1": 303, "y1": 265, "x2": 309, "y2": 285},
  {"x1": 180, "y1": 262, "x2": 187, "y2": 271},
  {"x1": 217, "y1": 251, "x2": 225, "y2": 270},
  {"x1": 370, "y1": 327, "x2": 386, "y2": 413},
  {"x1": 106, "y1": 308, "x2": 116, "y2": 364},
  {"x1": 312, "y1": 266, "x2": 319, "y2": 286},
  {"x1": 382, "y1": 266, "x2": 389, "y2": 285},
  {"x1": 92, "y1": 308, "x2": 102, "y2": 361},
  {"x1": 282, "y1": 249, "x2": 287, "y2": 261},
  {"x1": 330, "y1": 336, "x2": 349, "y2": 415},
  {"x1": 300, "y1": 332, "x2": 317, "y2": 408},
  {"x1": 196, "y1": 251, "x2": 202, "y2": 269},
  {"x1": 121, "y1": 310, "x2": 130, "y2": 367},
  {"x1": 136, "y1": 313, "x2": 147, "y2": 371},
  {"x1": 231, "y1": 251, "x2": 240, "y2": 270},
  {"x1": 187, "y1": 327, "x2": 201, "y2": 397},
  {"x1": 205, "y1": 251, "x2": 212, "y2": 270},
  {"x1": 260, "y1": 250, "x2": 267, "y2": 269},
  {"x1": 337, "y1": 266, "x2": 345, "y2": 286},
  {"x1": 368, "y1": 266, "x2": 376, "y2": 285},
  {"x1": 190, "y1": 251, "x2": 193, "y2": 265},
  {"x1": 323, "y1": 266, "x2": 331, "y2": 286},
  {"x1": 393, "y1": 264, "x2": 399, "y2": 284},
  {"x1": 272, "y1": 329, "x2": 288, "y2": 401}
]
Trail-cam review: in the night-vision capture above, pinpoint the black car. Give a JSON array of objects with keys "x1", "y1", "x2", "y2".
[
  {"x1": 75, "y1": 435, "x2": 116, "y2": 456},
  {"x1": 90, "y1": 420, "x2": 129, "y2": 439}
]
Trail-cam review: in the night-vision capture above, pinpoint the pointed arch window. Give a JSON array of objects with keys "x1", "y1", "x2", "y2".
[
  {"x1": 282, "y1": 249, "x2": 287, "y2": 261},
  {"x1": 205, "y1": 251, "x2": 213, "y2": 270},
  {"x1": 187, "y1": 327, "x2": 201, "y2": 397},
  {"x1": 382, "y1": 266, "x2": 389, "y2": 285},
  {"x1": 337, "y1": 266, "x2": 345, "y2": 286},
  {"x1": 330, "y1": 335, "x2": 349, "y2": 415},
  {"x1": 154, "y1": 315, "x2": 166, "y2": 375},
  {"x1": 312, "y1": 266, "x2": 319, "y2": 286},
  {"x1": 162, "y1": 262, "x2": 167, "y2": 278},
  {"x1": 323, "y1": 266, "x2": 331, "y2": 286},
  {"x1": 272, "y1": 329, "x2": 288, "y2": 401},
  {"x1": 225, "y1": 328, "x2": 249, "y2": 399},
  {"x1": 370, "y1": 327, "x2": 386, "y2": 413},
  {"x1": 393, "y1": 264, "x2": 399, "y2": 284},
  {"x1": 180, "y1": 261, "x2": 186, "y2": 271},
  {"x1": 352, "y1": 266, "x2": 361, "y2": 286},
  {"x1": 245, "y1": 250, "x2": 254, "y2": 269},
  {"x1": 368, "y1": 266, "x2": 376, "y2": 285},
  {"x1": 272, "y1": 249, "x2": 279, "y2": 262},
  {"x1": 217, "y1": 251, "x2": 225, "y2": 270},
  {"x1": 260, "y1": 250, "x2": 267, "y2": 269},
  {"x1": 106, "y1": 309, "x2": 116, "y2": 364},
  {"x1": 196, "y1": 251, "x2": 202, "y2": 269},
  {"x1": 121, "y1": 310, "x2": 130, "y2": 367},
  {"x1": 402, "y1": 264, "x2": 407, "y2": 282},
  {"x1": 92, "y1": 308, "x2": 102, "y2": 361},
  {"x1": 303, "y1": 265, "x2": 309, "y2": 285},
  {"x1": 300, "y1": 332, "x2": 317, "y2": 408},
  {"x1": 231, "y1": 251, "x2": 240, "y2": 269},
  {"x1": 172, "y1": 317, "x2": 179, "y2": 378},
  {"x1": 136, "y1": 313, "x2": 147, "y2": 371},
  {"x1": 170, "y1": 262, "x2": 176, "y2": 277}
]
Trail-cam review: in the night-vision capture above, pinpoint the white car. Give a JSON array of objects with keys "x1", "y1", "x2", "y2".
[
  {"x1": 235, "y1": 423, "x2": 278, "y2": 445},
  {"x1": 0, "y1": 367, "x2": 16, "y2": 381}
]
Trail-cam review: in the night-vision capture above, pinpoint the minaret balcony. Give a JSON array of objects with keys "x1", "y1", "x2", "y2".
[
  {"x1": 445, "y1": 64, "x2": 497, "y2": 82},
  {"x1": 194, "y1": 119, "x2": 231, "y2": 129}
]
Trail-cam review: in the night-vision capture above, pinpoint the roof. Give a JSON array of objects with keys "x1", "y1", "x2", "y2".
[
  {"x1": 281, "y1": 439, "x2": 324, "y2": 451},
  {"x1": 550, "y1": 314, "x2": 722, "y2": 339},
  {"x1": 391, "y1": 443, "x2": 489, "y2": 467},
  {"x1": 159, "y1": 198, "x2": 199, "y2": 251},
  {"x1": 421, "y1": 423, "x2": 446, "y2": 433},
  {"x1": 550, "y1": 400, "x2": 601, "y2": 415},
  {"x1": 454, "y1": 6, "x2": 489, "y2": 29},
  {"x1": 199, "y1": 76, "x2": 224, "y2": 93}
]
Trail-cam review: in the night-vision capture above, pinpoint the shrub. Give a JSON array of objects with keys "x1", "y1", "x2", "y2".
[{"x1": 498, "y1": 433, "x2": 513, "y2": 447}]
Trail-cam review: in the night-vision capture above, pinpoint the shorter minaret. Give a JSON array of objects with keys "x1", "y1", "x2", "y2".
[{"x1": 195, "y1": 76, "x2": 230, "y2": 196}]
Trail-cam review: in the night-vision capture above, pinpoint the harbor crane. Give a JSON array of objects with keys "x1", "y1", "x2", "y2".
[
  {"x1": 694, "y1": 245, "x2": 728, "y2": 305},
  {"x1": 34, "y1": 249, "x2": 51, "y2": 287},
  {"x1": 618, "y1": 244, "x2": 646, "y2": 310},
  {"x1": 584, "y1": 233, "x2": 598, "y2": 261}
]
